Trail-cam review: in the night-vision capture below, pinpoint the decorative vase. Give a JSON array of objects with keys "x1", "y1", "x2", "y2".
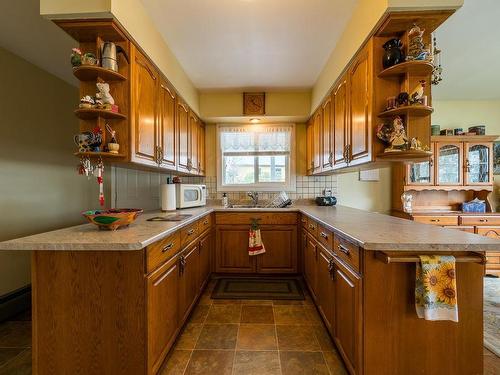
[
  {"x1": 382, "y1": 39, "x2": 405, "y2": 69},
  {"x1": 108, "y1": 143, "x2": 120, "y2": 154}
]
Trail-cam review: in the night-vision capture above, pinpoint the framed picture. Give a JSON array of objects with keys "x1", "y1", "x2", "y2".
[
  {"x1": 494, "y1": 141, "x2": 500, "y2": 174},
  {"x1": 243, "y1": 92, "x2": 265, "y2": 116}
]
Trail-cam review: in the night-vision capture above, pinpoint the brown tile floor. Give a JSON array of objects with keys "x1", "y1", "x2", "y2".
[
  {"x1": 159, "y1": 280, "x2": 348, "y2": 375},
  {"x1": 0, "y1": 281, "x2": 498, "y2": 375}
]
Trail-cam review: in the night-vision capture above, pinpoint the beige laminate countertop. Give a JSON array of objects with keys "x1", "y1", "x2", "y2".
[{"x1": 0, "y1": 205, "x2": 499, "y2": 252}]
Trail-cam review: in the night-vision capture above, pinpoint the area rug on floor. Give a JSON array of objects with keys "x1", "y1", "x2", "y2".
[
  {"x1": 211, "y1": 278, "x2": 305, "y2": 300},
  {"x1": 484, "y1": 276, "x2": 500, "y2": 357}
]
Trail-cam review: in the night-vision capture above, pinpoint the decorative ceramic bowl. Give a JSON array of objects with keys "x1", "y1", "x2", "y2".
[{"x1": 82, "y1": 208, "x2": 143, "y2": 230}]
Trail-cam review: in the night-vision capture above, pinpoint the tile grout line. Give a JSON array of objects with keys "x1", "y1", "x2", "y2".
[{"x1": 230, "y1": 305, "x2": 242, "y2": 375}]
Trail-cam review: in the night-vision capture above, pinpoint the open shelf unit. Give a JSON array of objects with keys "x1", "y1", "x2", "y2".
[
  {"x1": 376, "y1": 149, "x2": 432, "y2": 162},
  {"x1": 73, "y1": 65, "x2": 127, "y2": 81},
  {"x1": 74, "y1": 151, "x2": 126, "y2": 158},
  {"x1": 378, "y1": 61, "x2": 434, "y2": 78},
  {"x1": 74, "y1": 108, "x2": 127, "y2": 120},
  {"x1": 378, "y1": 105, "x2": 433, "y2": 118}
]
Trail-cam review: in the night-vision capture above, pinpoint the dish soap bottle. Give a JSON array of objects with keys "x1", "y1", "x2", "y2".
[{"x1": 222, "y1": 193, "x2": 229, "y2": 208}]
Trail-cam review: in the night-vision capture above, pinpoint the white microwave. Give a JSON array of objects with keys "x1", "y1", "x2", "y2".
[{"x1": 175, "y1": 184, "x2": 207, "y2": 208}]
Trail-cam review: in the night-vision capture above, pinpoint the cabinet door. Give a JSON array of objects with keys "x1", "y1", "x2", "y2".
[
  {"x1": 147, "y1": 257, "x2": 179, "y2": 374},
  {"x1": 313, "y1": 110, "x2": 322, "y2": 173},
  {"x1": 306, "y1": 119, "x2": 314, "y2": 175},
  {"x1": 177, "y1": 101, "x2": 190, "y2": 173},
  {"x1": 436, "y1": 142, "x2": 463, "y2": 186},
  {"x1": 132, "y1": 48, "x2": 158, "y2": 164},
  {"x1": 215, "y1": 226, "x2": 256, "y2": 273},
  {"x1": 321, "y1": 96, "x2": 334, "y2": 172},
  {"x1": 317, "y1": 247, "x2": 334, "y2": 333},
  {"x1": 465, "y1": 142, "x2": 493, "y2": 185},
  {"x1": 189, "y1": 110, "x2": 199, "y2": 174},
  {"x1": 158, "y1": 79, "x2": 176, "y2": 169},
  {"x1": 257, "y1": 225, "x2": 298, "y2": 274},
  {"x1": 304, "y1": 235, "x2": 318, "y2": 299},
  {"x1": 333, "y1": 259, "x2": 361, "y2": 375},
  {"x1": 199, "y1": 122, "x2": 206, "y2": 176},
  {"x1": 407, "y1": 143, "x2": 435, "y2": 185},
  {"x1": 178, "y1": 244, "x2": 200, "y2": 323},
  {"x1": 333, "y1": 77, "x2": 348, "y2": 168},
  {"x1": 348, "y1": 45, "x2": 371, "y2": 165},
  {"x1": 199, "y1": 231, "x2": 212, "y2": 290}
]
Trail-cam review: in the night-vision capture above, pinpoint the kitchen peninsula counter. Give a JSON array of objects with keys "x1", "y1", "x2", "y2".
[{"x1": 1, "y1": 205, "x2": 498, "y2": 252}]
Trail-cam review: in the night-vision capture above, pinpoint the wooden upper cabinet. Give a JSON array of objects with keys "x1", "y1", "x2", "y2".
[
  {"x1": 132, "y1": 47, "x2": 158, "y2": 165},
  {"x1": 348, "y1": 44, "x2": 371, "y2": 165},
  {"x1": 332, "y1": 77, "x2": 348, "y2": 168},
  {"x1": 176, "y1": 100, "x2": 190, "y2": 173},
  {"x1": 321, "y1": 96, "x2": 334, "y2": 172},
  {"x1": 189, "y1": 110, "x2": 199, "y2": 174},
  {"x1": 312, "y1": 109, "x2": 322, "y2": 173},
  {"x1": 158, "y1": 79, "x2": 176, "y2": 170},
  {"x1": 199, "y1": 122, "x2": 206, "y2": 176},
  {"x1": 306, "y1": 119, "x2": 314, "y2": 175},
  {"x1": 406, "y1": 142, "x2": 435, "y2": 186},
  {"x1": 436, "y1": 142, "x2": 463, "y2": 186}
]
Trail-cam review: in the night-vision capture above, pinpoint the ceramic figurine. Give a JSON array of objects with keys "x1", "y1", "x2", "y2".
[
  {"x1": 74, "y1": 132, "x2": 92, "y2": 153},
  {"x1": 71, "y1": 48, "x2": 82, "y2": 67},
  {"x1": 386, "y1": 96, "x2": 397, "y2": 110},
  {"x1": 376, "y1": 122, "x2": 392, "y2": 144},
  {"x1": 382, "y1": 38, "x2": 405, "y2": 69},
  {"x1": 79, "y1": 95, "x2": 96, "y2": 109},
  {"x1": 397, "y1": 92, "x2": 409, "y2": 107},
  {"x1": 389, "y1": 116, "x2": 408, "y2": 151},
  {"x1": 409, "y1": 137, "x2": 423, "y2": 150},
  {"x1": 401, "y1": 192, "x2": 414, "y2": 213},
  {"x1": 89, "y1": 127, "x2": 103, "y2": 152},
  {"x1": 96, "y1": 82, "x2": 115, "y2": 105},
  {"x1": 406, "y1": 24, "x2": 428, "y2": 61},
  {"x1": 409, "y1": 80, "x2": 426, "y2": 105}
]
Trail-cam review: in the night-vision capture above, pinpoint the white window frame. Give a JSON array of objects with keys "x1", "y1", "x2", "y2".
[{"x1": 216, "y1": 123, "x2": 296, "y2": 192}]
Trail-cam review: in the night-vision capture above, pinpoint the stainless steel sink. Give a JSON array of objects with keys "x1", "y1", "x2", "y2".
[{"x1": 229, "y1": 204, "x2": 266, "y2": 208}]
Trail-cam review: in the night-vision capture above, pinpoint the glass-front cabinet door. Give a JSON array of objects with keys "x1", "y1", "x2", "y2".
[
  {"x1": 407, "y1": 143, "x2": 434, "y2": 185},
  {"x1": 436, "y1": 142, "x2": 463, "y2": 186},
  {"x1": 465, "y1": 142, "x2": 492, "y2": 185}
]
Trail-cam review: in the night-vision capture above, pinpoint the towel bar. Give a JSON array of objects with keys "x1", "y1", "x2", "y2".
[{"x1": 375, "y1": 251, "x2": 486, "y2": 265}]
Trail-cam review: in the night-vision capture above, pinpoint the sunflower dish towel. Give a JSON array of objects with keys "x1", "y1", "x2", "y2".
[{"x1": 415, "y1": 255, "x2": 458, "y2": 322}]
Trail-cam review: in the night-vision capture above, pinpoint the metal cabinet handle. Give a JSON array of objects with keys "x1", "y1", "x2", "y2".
[
  {"x1": 301, "y1": 218, "x2": 307, "y2": 223},
  {"x1": 203, "y1": 219, "x2": 209, "y2": 225},
  {"x1": 328, "y1": 258, "x2": 335, "y2": 279},
  {"x1": 157, "y1": 146, "x2": 163, "y2": 166},
  {"x1": 309, "y1": 223, "x2": 316, "y2": 230},
  {"x1": 187, "y1": 228, "x2": 195, "y2": 236},
  {"x1": 479, "y1": 219, "x2": 488, "y2": 223},
  {"x1": 465, "y1": 159, "x2": 471, "y2": 172},
  {"x1": 162, "y1": 242, "x2": 174, "y2": 252},
  {"x1": 187, "y1": 159, "x2": 193, "y2": 171},
  {"x1": 320, "y1": 232, "x2": 328, "y2": 239},
  {"x1": 179, "y1": 255, "x2": 186, "y2": 273},
  {"x1": 328, "y1": 152, "x2": 333, "y2": 167},
  {"x1": 338, "y1": 244, "x2": 350, "y2": 255},
  {"x1": 430, "y1": 219, "x2": 440, "y2": 222}
]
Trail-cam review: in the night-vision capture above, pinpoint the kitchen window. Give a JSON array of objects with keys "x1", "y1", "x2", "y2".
[{"x1": 217, "y1": 124, "x2": 296, "y2": 191}]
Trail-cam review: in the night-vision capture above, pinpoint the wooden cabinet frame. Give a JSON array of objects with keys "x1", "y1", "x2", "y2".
[
  {"x1": 435, "y1": 142, "x2": 464, "y2": 186},
  {"x1": 464, "y1": 142, "x2": 493, "y2": 186}
]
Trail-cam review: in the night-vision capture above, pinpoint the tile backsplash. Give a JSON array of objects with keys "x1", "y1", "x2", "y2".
[{"x1": 111, "y1": 167, "x2": 338, "y2": 209}]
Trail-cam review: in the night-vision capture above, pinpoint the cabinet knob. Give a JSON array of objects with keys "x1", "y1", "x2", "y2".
[
  {"x1": 187, "y1": 228, "x2": 195, "y2": 236},
  {"x1": 479, "y1": 219, "x2": 488, "y2": 223},
  {"x1": 162, "y1": 242, "x2": 174, "y2": 252}
]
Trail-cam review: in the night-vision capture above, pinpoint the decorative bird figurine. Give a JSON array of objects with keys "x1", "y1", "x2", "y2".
[{"x1": 410, "y1": 80, "x2": 426, "y2": 105}]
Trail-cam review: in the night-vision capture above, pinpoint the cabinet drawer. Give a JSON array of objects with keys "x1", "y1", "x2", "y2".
[
  {"x1": 215, "y1": 212, "x2": 297, "y2": 225},
  {"x1": 445, "y1": 225, "x2": 475, "y2": 233},
  {"x1": 461, "y1": 216, "x2": 500, "y2": 226},
  {"x1": 146, "y1": 232, "x2": 181, "y2": 273},
  {"x1": 413, "y1": 215, "x2": 458, "y2": 226},
  {"x1": 306, "y1": 217, "x2": 319, "y2": 238},
  {"x1": 318, "y1": 224, "x2": 333, "y2": 250},
  {"x1": 198, "y1": 214, "x2": 212, "y2": 234},
  {"x1": 475, "y1": 226, "x2": 500, "y2": 239},
  {"x1": 181, "y1": 221, "x2": 199, "y2": 247},
  {"x1": 334, "y1": 235, "x2": 360, "y2": 272}
]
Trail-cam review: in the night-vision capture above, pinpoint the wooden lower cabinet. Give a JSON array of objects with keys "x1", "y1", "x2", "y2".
[
  {"x1": 304, "y1": 233, "x2": 318, "y2": 298},
  {"x1": 199, "y1": 230, "x2": 212, "y2": 290},
  {"x1": 178, "y1": 243, "x2": 200, "y2": 323},
  {"x1": 147, "y1": 256, "x2": 179, "y2": 375},
  {"x1": 316, "y1": 245, "x2": 335, "y2": 332},
  {"x1": 215, "y1": 217, "x2": 298, "y2": 274},
  {"x1": 333, "y1": 257, "x2": 361, "y2": 375}
]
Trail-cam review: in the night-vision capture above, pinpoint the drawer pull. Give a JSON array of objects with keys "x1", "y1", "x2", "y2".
[
  {"x1": 301, "y1": 218, "x2": 307, "y2": 223},
  {"x1": 309, "y1": 224, "x2": 316, "y2": 230},
  {"x1": 479, "y1": 219, "x2": 488, "y2": 223},
  {"x1": 187, "y1": 228, "x2": 195, "y2": 236},
  {"x1": 338, "y1": 244, "x2": 350, "y2": 255},
  {"x1": 179, "y1": 255, "x2": 186, "y2": 273},
  {"x1": 320, "y1": 232, "x2": 328, "y2": 239},
  {"x1": 203, "y1": 219, "x2": 209, "y2": 225},
  {"x1": 430, "y1": 219, "x2": 440, "y2": 222},
  {"x1": 162, "y1": 242, "x2": 174, "y2": 252}
]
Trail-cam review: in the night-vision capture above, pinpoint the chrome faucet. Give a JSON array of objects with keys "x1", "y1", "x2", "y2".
[{"x1": 247, "y1": 191, "x2": 259, "y2": 206}]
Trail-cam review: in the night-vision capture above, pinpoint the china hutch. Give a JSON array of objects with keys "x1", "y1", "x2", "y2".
[
  {"x1": 392, "y1": 134, "x2": 500, "y2": 275},
  {"x1": 56, "y1": 19, "x2": 205, "y2": 176}
]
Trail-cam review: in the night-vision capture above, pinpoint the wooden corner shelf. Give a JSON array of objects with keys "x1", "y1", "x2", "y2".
[
  {"x1": 74, "y1": 151, "x2": 126, "y2": 158},
  {"x1": 378, "y1": 61, "x2": 434, "y2": 78},
  {"x1": 378, "y1": 105, "x2": 433, "y2": 118},
  {"x1": 73, "y1": 66, "x2": 126, "y2": 82},
  {"x1": 74, "y1": 108, "x2": 127, "y2": 120},
  {"x1": 376, "y1": 149, "x2": 432, "y2": 162}
]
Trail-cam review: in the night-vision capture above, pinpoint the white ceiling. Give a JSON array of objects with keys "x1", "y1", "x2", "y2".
[
  {"x1": 433, "y1": 0, "x2": 500, "y2": 100},
  {"x1": 0, "y1": 0, "x2": 77, "y2": 87},
  {"x1": 141, "y1": 0, "x2": 357, "y2": 90}
]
